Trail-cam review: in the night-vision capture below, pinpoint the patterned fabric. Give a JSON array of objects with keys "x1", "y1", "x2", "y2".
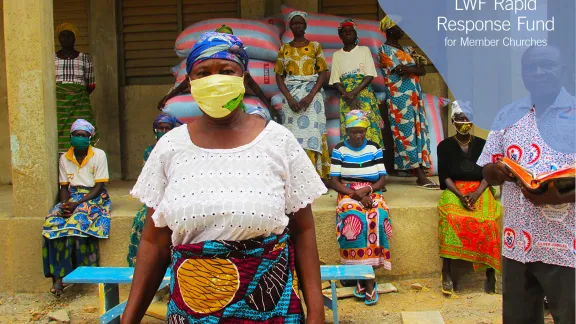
[
  {"x1": 380, "y1": 44, "x2": 432, "y2": 171},
  {"x1": 55, "y1": 22, "x2": 79, "y2": 36},
  {"x1": 338, "y1": 18, "x2": 357, "y2": 32},
  {"x1": 70, "y1": 118, "x2": 95, "y2": 136},
  {"x1": 280, "y1": 75, "x2": 327, "y2": 155},
  {"x1": 186, "y1": 32, "x2": 249, "y2": 74},
  {"x1": 305, "y1": 134, "x2": 331, "y2": 178},
  {"x1": 127, "y1": 144, "x2": 155, "y2": 267},
  {"x1": 336, "y1": 185, "x2": 392, "y2": 269},
  {"x1": 275, "y1": 42, "x2": 328, "y2": 77},
  {"x1": 452, "y1": 100, "x2": 473, "y2": 119},
  {"x1": 477, "y1": 103, "x2": 576, "y2": 268},
  {"x1": 55, "y1": 53, "x2": 95, "y2": 87},
  {"x1": 345, "y1": 110, "x2": 369, "y2": 128},
  {"x1": 43, "y1": 186, "x2": 111, "y2": 239},
  {"x1": 43, "y1": 236, "x2": 98, "y2": 278},
  {"x1": 438, "y1": 181, "x2": 502, "y2": 272},
  {"x1": 379, "y1": 16, "x2": 397, "y2": 32},
  {"x1": 167, "y1": 231, "x2": 304, "y2": 323},
  {"x1": 338, "y1": 74, "x2": 384, "y2": 148},
  {"x1": 57, "y1": 83, "x2": 98, "y2": 153},
  {"x1": 330, "y1": 140, "x2": 387, "y2": 183},
  {"x1": 215, "y1": 24, "x2": 233, "y2": 34},
  {"x1": 287, "y1": 11, "x2": 308, "y2": 24},
  {"x1": 153, "y1": 113, "x2": 182, "y2": 131}
]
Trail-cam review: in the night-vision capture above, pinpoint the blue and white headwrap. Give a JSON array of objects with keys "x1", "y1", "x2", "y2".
[
  {"x1": 287, "y1": 11, "x2": 308, "y2": 26},
  {"x1": 452, "y1": 100, "x2": 474, "y2": 121},
  {"x1": 70, "y1": 119, "x2": 95, "y2": 136},
  {"x1": 185, "y1": 32, "x2": 249, "y2": 74},
  {"x1": 153, "y1": 113, "x2": 182, "y2": 131}
]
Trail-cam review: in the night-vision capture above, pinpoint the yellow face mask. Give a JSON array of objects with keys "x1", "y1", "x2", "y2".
[
  {"x1": 453, "y1": 121, "x2": 473, "y2": 135},
  {"x1": 190, "y1": 74, "x2": 245, "y2": 118}
]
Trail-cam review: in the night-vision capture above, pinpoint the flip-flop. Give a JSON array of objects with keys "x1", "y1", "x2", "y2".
[
  {"x1": 417, "y1": 183, "x2": 441, "y2": 190},
  {"x1": 364, "y1": 282, "x2": 379, "y2": 306},
  {"x1": 441, "y1": 275, "x2": 454, "y2": 296},
  {"x1": 353, "y1": 281, "x2": 365, "y2": 298}
]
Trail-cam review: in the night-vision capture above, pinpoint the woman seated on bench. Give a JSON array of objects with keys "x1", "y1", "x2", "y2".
[
  {"x1": 330, "y1": 110, "x2": 392, "y2": 306},
  {"x1": 42, "y1": 119, "x2": 111, "y2": 296}
]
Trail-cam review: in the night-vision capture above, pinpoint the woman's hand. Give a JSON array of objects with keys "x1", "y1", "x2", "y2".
[
  {"x1": 157, "y1": 96, "x2": 169, "y2": 111},
  {"x1": 360, "y1": 195, "x2": 374, "y2": 209},
  {"x1": 351, "y1": 187, "x2": 370, "y2": 200},
  {"x1": 287, "y1": 97, "x2": 300, "y2": 112},
  {"x1": 521, "y1": 182, "x2": 575, "y2": 206},
  {"x1": 466, "y1": 189, "x2": 484, "y2": 207},
  {"x1": 393, "y1": 65, "x2": 413, "y2": 78},
  {"x1": 306, "y1": 312, "x2": 326, "y2": 324},
  {"x1": 483, "y1": 163, "x2": 515, "y2": 186},
  {"x1": 458, "y1": 194, "x2": 474, "y2": 211},
  {"x1": 298, "y1": 94, "x2": 314, "y2": 111}
]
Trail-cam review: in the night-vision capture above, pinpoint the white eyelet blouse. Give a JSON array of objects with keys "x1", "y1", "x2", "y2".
[{"x1": 131, "y1": 122, "x2": 327, "y2": 245}]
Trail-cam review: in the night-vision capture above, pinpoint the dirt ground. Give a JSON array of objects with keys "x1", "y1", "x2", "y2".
[{"x1": 0, "y1": 272, "x2": 553, "y2": 324}]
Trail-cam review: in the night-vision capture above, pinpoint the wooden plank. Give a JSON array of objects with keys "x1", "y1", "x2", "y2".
[
  {"x1": 125, "y1": 49, "x2": 177, "y2": 59},
  {"x1": 123, "y1": 6, "x2": 176, "y2": 16},
  {"x1": 183, "y1": 3, "x2": 238, "y2": 14},
  {"x1": 125, "y1": 57, "x2": 181, "y2": 68},
  {"x1": 123, "y1": 31, "x2": 178, "y2": 42},
  {"x1": 123, "y1": 23, "x2": 178, "y2": 33},
  {"x1": 183, "y1": 11, "x2": 237, "y2": 25},
  {"x1": 322, "y1": 5, "x2": 379, "y2": 16},
  {"x1": 123, "y1": 15, "x2": 177, "y2": 25},
  {"x1": 126, "y1": 76, "x2": 175, "y2": 85},
  {"x1": 126, "y1": 67, "x2": 174, "y2": 77},
  {"x1": 183, "y1": 0, "x2": 236, "y2": 4},
  {"x1": 347, "y1": 14, "x2": 379, "y2": 20},
  {"x1": 123, "y1": 0, "x2": 177, "y2": 8},
  {"x1": 321, "y1": 282, "x2": 398, "y2": 299},
  {"x1": 322, "y1": 0, "x2": 378, "y2": 7},
  {"x1": 124, "y1": 41, "x2": 174, "y2": 51}
]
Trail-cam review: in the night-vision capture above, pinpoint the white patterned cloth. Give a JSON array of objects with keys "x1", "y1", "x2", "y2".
[
  {"x1": 131, "y1": 122, "x2": 327, "y2": 245},
  {"x1": 279, "y1": 75, "x2": 326, "y2": 153},
  {"x1": 55, "y1": 53, "x2": 94, "y2": 87}
]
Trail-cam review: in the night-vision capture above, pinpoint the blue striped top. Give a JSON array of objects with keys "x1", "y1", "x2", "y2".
[{"x1": 329, "y1": 139, "x2": 387, "y2": 182}]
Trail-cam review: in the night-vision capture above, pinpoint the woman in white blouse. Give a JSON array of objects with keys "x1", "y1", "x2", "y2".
[{"x1": 122, "y1": 32, "x2": 326, "y2": 324}]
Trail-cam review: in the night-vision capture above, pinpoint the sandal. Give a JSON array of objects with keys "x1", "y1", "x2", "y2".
[
  {"x1": 417, "y1": 183, "x2": 441, "y2": 190},
  {"x1": 364, "y1": 282, "x2": 379, "y2": 306},
  {"x1": 441, "y1": 274, "x2": 454, "y2": 296},
  {"x1": 353, "y1": 281, "x2": 365, "y2": 298}
]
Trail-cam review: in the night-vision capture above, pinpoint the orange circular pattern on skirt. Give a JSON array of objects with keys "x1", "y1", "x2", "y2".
[{"x1": 177, "y1": 258, "x2": 240, "y2": 314}]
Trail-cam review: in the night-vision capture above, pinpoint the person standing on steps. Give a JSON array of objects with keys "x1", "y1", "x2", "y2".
[
  {"x1": 54, "y1": 23, "x2": 98, "y2": 154},
  {"x1": 379, "y1": 16, "x2": 438, "y2": 189},
  {"x1": 275, "y1": 11, "x2": 331, "y2": 185},
  {"x1": 437, "y1": 101, "x2": 501, "y2": 296}
]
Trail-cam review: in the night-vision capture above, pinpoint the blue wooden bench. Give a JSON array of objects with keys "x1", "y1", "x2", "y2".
[{"x1": 64, "y1": 265, "x2": 374, "y2": 324}]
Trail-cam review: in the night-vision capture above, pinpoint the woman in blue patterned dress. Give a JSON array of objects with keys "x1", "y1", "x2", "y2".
[
  {"x1": 42, "y1": 119, "x2": 110, "y2": 296},
  {"x1": 379, "y1": 17, "x2": 438, "y2": 189},
  {"x1": 126, "y1": 113, "x2": 182, "y2": 267}
]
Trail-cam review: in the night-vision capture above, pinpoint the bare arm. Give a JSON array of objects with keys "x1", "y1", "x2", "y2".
[
  {"x1": 288, "y1": 205, "x2": 325, "y2": 323},
  {"x1": 59, "y1": 185, "x2": 70, "y2": 203},
  {"x1": 122, "y1": 208, "x2": 172, "y2": 324},
  {"x1": 482, "y1": 163, "x2": 515, "y2": 186},
  {"x1": 349, "y1": 76, "x2": 374, "y2": 96},
  {"x1": 330, "y1": 175, "x2": 355, "y2": 196},
  {"x1": 77, "y1": 183, "x2": 104, "y2": 204},
  {"x1": 309, "y1": 71, "x2": 327, "y2": 97},
  {"x1": 276, "y1": 74, "x2": 294, "y2": 103}
]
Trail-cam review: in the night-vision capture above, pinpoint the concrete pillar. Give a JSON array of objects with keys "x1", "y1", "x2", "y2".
[
  {"x1": 3, "y1": 0, "x2": 58, "y2": 217},
  {"x1": 0, "y1": 0, "x2": 11, "y2": 185},
  {"x1": 90, "y1": 0, "x2": 122, "y2": 180}
]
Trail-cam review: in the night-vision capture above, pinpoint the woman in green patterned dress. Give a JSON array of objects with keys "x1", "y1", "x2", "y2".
[
  {"x1": 329, "y1": 19, "x2": 384, "y2": 148},
  {"x1": 126, "y1": 113, "x2": 182, "y2": 267}
]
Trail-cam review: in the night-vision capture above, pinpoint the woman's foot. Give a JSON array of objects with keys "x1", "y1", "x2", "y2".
[
  {"x1": 50, "y1": 278, "x2": 64, "y2": 297},
  {"x1": 441, "y1": 272, "x2": 454, "y2": 296},
  {"x1": 484, "y1": 268, "x2": 496, "y2": 294},
  {"x1": 415, "y1": 168, "x2": 440, "y2": 189},
  {"x1": 353, "y1": 281, "x2": 365, "y2": 298},
  {"x1": 364, "y1": 280, "x2": 378, "y2": 305}
]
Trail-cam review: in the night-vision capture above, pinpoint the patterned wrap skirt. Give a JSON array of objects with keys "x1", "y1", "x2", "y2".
[
  {"x1": 437, "y1": 181, "x2": 502, "y2": 272},
  {"x1": 336, "y1": 182, "x2": 392, "y2": 269},
  {"x1": 56, "y1": 82, "x2": 99, "y2": 153},
  {"x1": 167, "y1": 231, "x2": 304, "y2": 323},
  {"x1": 43, "y1": 186, "x2": 111, "y2": 239}
]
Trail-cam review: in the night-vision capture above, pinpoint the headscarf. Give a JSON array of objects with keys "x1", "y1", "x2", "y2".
[
  {"x1": 55, "y1": 22, "x2": 79, "y2": 37},
  {"x1": 70, "y1": 119, "x2": 95, "y2": 136},
  {"x1": 186, "y1": 32, "x2": 249, "y2": 74},
  {"x1": 287, "y1": 11, "x2": 308, "y2": 25},
  {"x1": 215, "y1": 24, "x2": 234, "y2": 34},
  {"x1": 379, "y1": 16, "x2": 397, "y2": 33},
  {"x1": 338, "y1": 18, "x2": 357, "y2": 32},
  {"x1": 451, "y1": 100, "x2": 474, "y2": 120},
  {"x1": 345, "y1": 110, "x2": 369, "y2": 128},
  {"x1": 153, "y1": 113, "x2": 182, "y2": 131}
]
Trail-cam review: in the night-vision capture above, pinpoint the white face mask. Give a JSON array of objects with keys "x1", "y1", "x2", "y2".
[{"x1": 190, "y1": 74, "x2": 245, "y2": 118}]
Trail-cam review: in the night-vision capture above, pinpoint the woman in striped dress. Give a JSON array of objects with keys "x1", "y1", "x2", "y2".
[
  {"x1": 55, "y1": 22, "x2": 98, "y2": 153},
  {"x1": 330, "y1": 110, "x2": 392, "y2": 306}
]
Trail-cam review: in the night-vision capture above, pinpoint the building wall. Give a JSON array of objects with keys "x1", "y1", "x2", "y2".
[{"x1": 0, "y1": 0, "x2": 11, "y2": 185}]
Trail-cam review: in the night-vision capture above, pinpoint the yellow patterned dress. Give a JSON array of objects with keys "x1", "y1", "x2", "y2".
[{"x1": 275, "y1": 41, "x2": 331, "y2": 178}]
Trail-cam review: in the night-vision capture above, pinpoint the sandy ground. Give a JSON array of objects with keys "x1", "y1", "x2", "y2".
[{"x1": 0, "y1": 272, "x2": 553, "y2": 324}]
